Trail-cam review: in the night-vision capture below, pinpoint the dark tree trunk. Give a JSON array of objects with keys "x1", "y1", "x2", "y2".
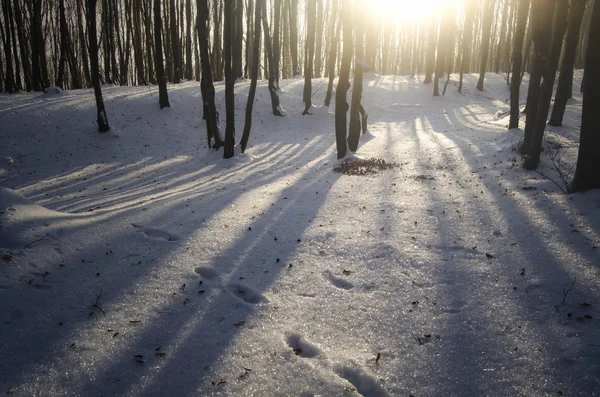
[
  {"x1": 459, "y1": 0, "x2": 475, "y2": 93},
  {"x1": 476, "y1": 0, "x2": 496, "y2": 91},
  {"x1": 102, "y1": 0, "x2": 112, "y2": 84},
  {"x1": 245, "y1": 0, "x2": 254, "y2": 78},
  {"x1": 170, "y1": 0, "x2": 181, "y2": 83},
  {"x1": 77, "y1": 0, "x2": 91, "y2": 87},
  {"x1": 56, "y1": 0, "x2": 69, "y2": 89},
  {"x1": 273, "y1": 0, "x2": 281, "y2": 88},
  {"x1": 494, "y1": 0, "x2": 510, "y2": 73},
  {"x1": 87, "y1": 0, "x2": 110, "y2": 132},
  {"x1": 570, "y1": 0, "x2": 600, "y2": 191},
  {"x1": 223, "y1": 0, "x2": 235, "y2": 158},
  {"x1": 549, "y1": 0, "x2": 588, "y2": 127},
  {"x1": 424, "y1": 14, "x2": 438, "y2": 84},
  {"x1": 289, "y1": 0, "x2": 299, "y2": 75},
  {"x1": 13, "y1": 0, "x2": 31, "y2": 91},
  {"x1": 348, "y1": 0, "x2": 365, "y2": 152},
  {"x1": 30, "y1": 0, "x2": 46, "y2": 91},
  {"x1": 143, "y1": 0, "x2": 156, "y2": 84},
  {"x1": 324, "y1": 0, "x2": 340, "y2": 107},
  {"x1": 433, "y1": 11, "x2": 447, "y2": 96},
  {"x1": 154, "y1": 0, "x2": 170, "y2": 108},
  {"x1": 1, "y1": 0, "x2": 16, "y2": 93},
  {"x1": 212, "y1": 0, "x2": 223, "y2": 81},
  {"x1": 233, "y1": 0, "x2": 244, "y2": 79},
  {"x1": 198, "y1": 0, "x2": 222, "y2": 148},
  {"x1": 508, "y1": 0, "x2": 529, "y2": 129},
  {"x1": 185, "y1": 0, "x2": 193, "y2": 79},
  {"x1": 133, "y1": 0, "x2": 147, "y2": 85},
  {"x1": 519, "y1": 2, "x2": 554, "y2": 154},
  {"x1": 314, "y1": 0, "x2": 324, "y2": 77},
  {"x1": 335, "y1": 0, "x2": 352, "y2": 159},
  {"x1": 241, "y1": 0, "x2": 262, "y2": 152},
  {"x1": 262, "y1": 0, "x2": 284, "y2": 116},
  {"x1": 303, "y1": 0, "x2": 316, "y2": 114},
  {"x1": 524, "y1": 0, "x2": 568, "y2": 170}
]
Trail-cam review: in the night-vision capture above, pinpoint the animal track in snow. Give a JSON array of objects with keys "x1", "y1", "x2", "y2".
[
  {"x1": 334, "y1": 363, "x2": 390, "y2": 397},
  {"x1": 285, "y1": 332, "x2": 322, "y2": 358},
  {"x1": 194, "y1": 266, "x2": 218, "y2": 280},
  {"x1": 228, "y1": 283, "x2": 266, "y2": 304},
  {"x1": 324, "y1": 271, "x2": 354, "y2": 290},
  {"x1": 139, "y1": 228, "x2": 180, "y2": 242}
]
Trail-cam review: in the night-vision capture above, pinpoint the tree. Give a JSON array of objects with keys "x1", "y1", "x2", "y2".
[
  {"x1": 303, "y1": 0, "x2": 317, "y2": 114},
  {"x1": 223, "y1": 0, "x2": 235, "y2": 158},
  {"x1": 459, "y1": 0, "x2": 476, "y2": 93},
  {"x1": 198, "y1": 0, "x2": 222, "y2": 148},
  {"x1": 424, "y1": 14, "x2": 438, "y2": 84},
  {"x1": 508, "y1": 0, "x2": 530, "y2": 129},
  {"x1": 289, "y1": 0, "x2": 300, "y2": 75},
  {"x1": 324, "y1": 0, "x2": 340, "y2": 107},
  {"x1": 1, "y1": 0, "x2": 16, "y2": 93},
  {"x1": 261, "y1": 0, "x2": 285, "y2": 116},
  {"x1": 87, "y1": 0, "x2": 110, "y2": 132},
  {"x1": 335, "y1": 0, "x2": 353, "y2": 159},
  {"x1": 241, "y1": 0, "x2": 262, "y2": 152},
  {"x1": 570, "y1": 0, "x2": 600, "y2": 192},
  {"x1": 273, "y1": 0, "x2": 282, "y2": 88},
  {"x1": 154, "y1": 0, "x2": 170, "y2": 108},
  {"x1": 170, "y1": 0, "x2": 182, "y2": 83},
  {"x1": 523, "y1": 0, "x2": 568, "y2": 170},
  {"x1": 348, "y1": 0, "x2": 365, "y2": 152},
  {"x1": 549, "y1": 0, "x2": 588, "y2": 127},
  {"x1": 476, "y1": 0, "x2": 496, "y2": 91}
]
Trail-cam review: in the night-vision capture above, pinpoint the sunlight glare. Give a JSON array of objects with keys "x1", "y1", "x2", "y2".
[{"x1": 374, "y1": 0, "x2": 459, "y2": 22}]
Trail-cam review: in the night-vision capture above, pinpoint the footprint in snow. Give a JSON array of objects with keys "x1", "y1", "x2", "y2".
[
  {"x1": 324, "y1": 270, "x2": 354, "y2": 290},
  {"x1": 334, "y1": 362, "x2": 390, "y2": 397},
  {"x1": 140, "y1": 228, "x2": 180, "y2": 242},
  {"x1": 285, "y1": 332, "x2": 322, "y2": 358},
  {"x1": 228, "y1": 283, "x2": 266, "y2": 304},
  {"x1": 194, "y1": 266, "x2": 219, "y2": 280}
]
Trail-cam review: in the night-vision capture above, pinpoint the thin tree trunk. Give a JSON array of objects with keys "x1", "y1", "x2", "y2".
[
  {"x1": 241, "y1": 0, "x2": 262, "y2": 152},
  {"x1": 324, "y1": 0, "x2": 340, "y2": 107},
  {"x1": 476, "y1": 0, "x2": 496, "y2": 90},
  {"x1": 262, "y1": 0, "x2": 285, "y2": 116},
  {"x1": 335, "y1": 0, "x2": 352, "y2": 159},
  {"x1": 508, "y1": 0, "x2": 529, "y2": 129},
  {"x1": 289, "y1": 0, "x2": 299, "y2": 75},
  {"x1": 186, "y1": 0, "x2": 193, "y2": 79},
  {"x1": 78, "y1": 0, "x2": 91, "y2": 86},
  {"x1": 170, "y1": 0, "x2": 181, "y2": 83},
  {"x1": 424, "y1": 14, "x2": 438, "y2": 84},
  {"x1": 223, "y1": 0, "x2": 235, "y2": 158},
  {"x1": 549, "y1": 0, "x2": 588, "y2": 127},
  {"x1": 314, "y1": 0, "x2": 324, "y2": 77},
  {"x1": 303, "y1": 0, "x2": 316, "y2": 114},
  {"x1": 87, "y1": 0, "x2": 110, "y2": 132},
  {"x1": 154, "y1": 0, "x2": 170, "y2": 108},
  {"x1": 348, "y1": 0, "x2": 365, "y2": 152},
  {"x1": 273, "y1": 0, "x2": 281, "y2": 88}
]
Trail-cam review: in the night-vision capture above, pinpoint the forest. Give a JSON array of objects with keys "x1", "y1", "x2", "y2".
[{"x1": 1, "y1": 0, "x2": 600, "y2": 396}]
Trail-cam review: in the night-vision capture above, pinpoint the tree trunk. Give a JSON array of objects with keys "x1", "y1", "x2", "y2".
[
  {"x1": 289, "y1": 0, "x2": 299, "y2": 75},
  {"x1": 303, "y1": 0, "x2": 316, "y2": 114},
  {"x1": 549, "y1": 0, "x2": 588, "y2": 127},
  {"x1": 241, "y1": 0, "x2": 262, "y2": 152},
  {"x1": 424, "y1": 14, "x2": 438, "y2": 84},
  {"x1": 223, "y1": 0, "x2": 235, "y2": 158},
  {"x1": 132, "y1": 0, "x2": 147, "y2": 84},
  {"x1": 143, "y1": 0, "x2": 156, "y2": 84},
  {"x1": 154, "y1": 0, "x2": 170, "y2": 108},
  {"x1": 56, "y1": 0, "x2": 69, "y2": 89},
  {"x1": 494, "y1": 0, "x2": 510, "y2": 73},
  {"x1": 87, "y1": 0, "x2": 110, "y2": 132},
  {"x1": 198, "y1": 0, "x2": 222, "y2": 147},
  {"x1": 335, "y1": 0, "x2": 352, "y2": 159},
  {"x1": 170, "y1": 0, "x2": 181, "y2": 83},
  {"x1": 185, "y1": 0, "x2": 193, "y2": 79},
  {"x1": 433, "y1": 11, "x2": 446, "y2": 96},
  {"x1": 273, "y1": 0, "x2": 281, "y2": 88},
  {"x1": 524, "y1": 0, "x2": 568, "y2": 170},
  {"x1": 78, "y1": 0, "x2": 91, "y2": 87},
  {"x1": 212, "y1": 0, "x2": 223, "y2": 81},
  {"x1": 324, "y1": 0, "x2": 340, "y2": 107},
  {"x1": 508, "y1": 0, "x2": 529, "y2": 129},
  {"x1": 519, "y1": 1, "x2": 553, "y2": 154},
  {"x1": 314, "y1": 0, "x2": 324, "y2": 77},
  {"x1": 262, "y1": 0, "x2": 285, "y2": 116},
  {"x1": 13, "y1": 0, "x2": 31, "y2": 91},
  {"x1": 233, "y1": 0, "x2": 244, "y2": 79},
  {"x1": 476, "y1": 0, "x2": 496, "y2": 91},
  {"x1": 348, "y1": 0, "x2": 365, "y2": 152},
  {"x1": 1, "y1": 0, "x2": 16, "y2": 93},
  {"x1": 570, "y1": 0, "x2": 600, "y2": 191}
]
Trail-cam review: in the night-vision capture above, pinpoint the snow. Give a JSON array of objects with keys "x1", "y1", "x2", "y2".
[{"x1": 1, "y1": 72, "x2": 599, "y2": 396}]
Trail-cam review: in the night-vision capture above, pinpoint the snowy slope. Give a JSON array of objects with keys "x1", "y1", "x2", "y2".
[{"x1": 0, "y1": 72, "x2": 599, "y2": 396}]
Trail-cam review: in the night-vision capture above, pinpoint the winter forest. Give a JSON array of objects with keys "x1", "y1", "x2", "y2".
[{"x1": 1, "y1": 0, "x2": 600, "y2": 395}]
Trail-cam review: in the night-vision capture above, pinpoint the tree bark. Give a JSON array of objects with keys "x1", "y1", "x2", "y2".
[
  {"x1": 170, "y1": 0, "x2": 181, "y2": 83},
  {"x1": 223, "y1": 0, "x2": 235, "y2": 158},
  {"x1": 289, "y1": 0, "x2": 299, "y2": 75},
  {"x1": 241, "y1": 0, "x2": 262, "y2": 152},
  {"x1": 273, "y1": 0, "x2": 281, "y2": 88},
  {"x1": 186, "y1": 0, "x2": 193, "y2": 79},
  {"x1": 524, "y1": 0, "x2": 568, "y2": 170},
  {"x1": 549, "y1": 0, "x2": 588, "y2": 127},
  {"x1": 424, "y1": 14, "x2": 438, "y2": 84},
  {"x1": 476, "y1": 0, "x2": 496, "y2": 91},
  {"x1": 314, "y1": 0, "x2": 324, "y2": 78},
  {"x1": 154, "y1": 0, "x2": 170, "y2": 108},
  {"x1": 1, "y1": 0, "x2": 16, "y2": 93},
  {"x1": 508, "y1": 0, "x2": 529, "y2": 129},
  {"x1": 324, "y1": 0, "x2": 340, "y2": 107},
  {"x1": 262, "y1": 0, "x2": 285, "y2": 116},
  {"x1": 12, "y1": 0, "x2": 31, "y2": 91},
  {"x1": 335, "y1": 0, "x2": 352, "y2": 159},
  {"x1": 348, "y1": 0, "x2": 365, "y2": 152},
  {"x1": 303, "y1": 0, "x2": 316, "y2": 114},
  {"x1": 570, "y1": 0, "x2": 600, "y2": 191},
  {"x1": 87, "y1": 0, "x2": 110, "y2": 132}
]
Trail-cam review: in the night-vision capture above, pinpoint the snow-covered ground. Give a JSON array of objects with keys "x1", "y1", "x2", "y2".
[{"x1": 1, "y1": 72, "x2": 599, "y2": 396}]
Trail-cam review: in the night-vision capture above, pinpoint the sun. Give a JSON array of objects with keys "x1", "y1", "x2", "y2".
[{"x1": 373, "y1": 0, "x2": 460, "y2": 22}]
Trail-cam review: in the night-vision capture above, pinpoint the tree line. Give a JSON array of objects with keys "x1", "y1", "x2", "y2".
[{"x1": 0, "y1": 0, "x2": 598, "y2": 191}]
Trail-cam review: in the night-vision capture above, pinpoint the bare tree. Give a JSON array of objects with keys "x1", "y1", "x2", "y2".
[
  {"x1": 87, "y1": 0, "x2": 110, "y2": 132},
  {"x1": 154, "y1": 0, "x2": 170, "y2": 108},
  {"x1": 241, "y1": 0, "x2": 262, "y2": 152},
  {"x1": 335, "y1": 0, "x2": 353, "y2": 159}
]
